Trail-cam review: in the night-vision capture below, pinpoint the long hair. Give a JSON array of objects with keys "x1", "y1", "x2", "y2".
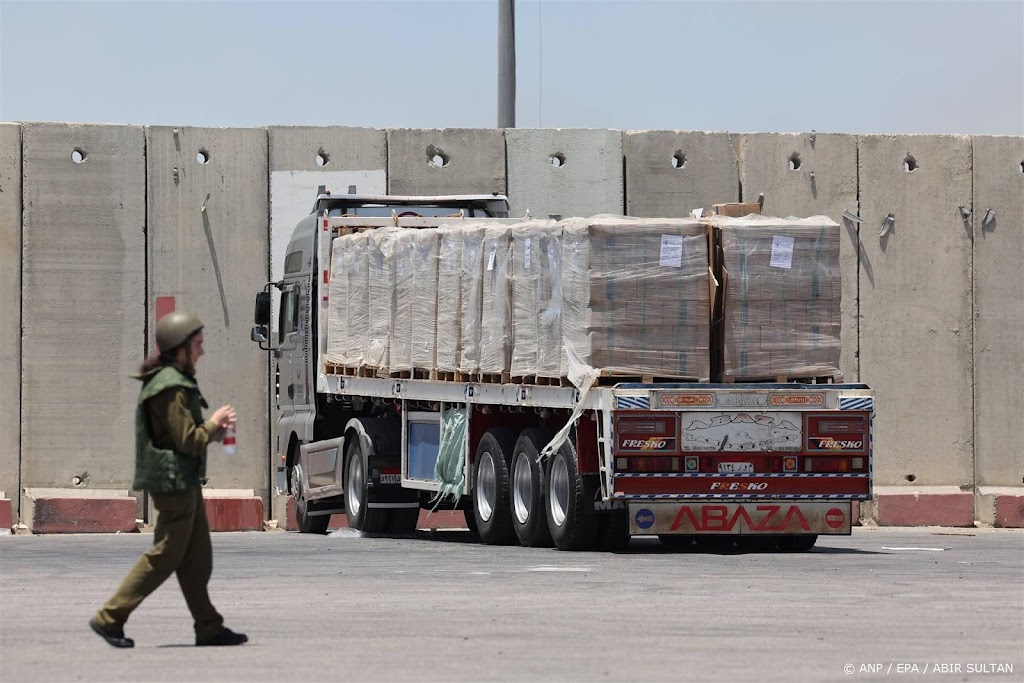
[{"x1": 138, "y1": 351, "x2": 171, "y2": 375}]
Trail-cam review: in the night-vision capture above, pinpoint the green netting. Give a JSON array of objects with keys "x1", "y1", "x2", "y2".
[{"x1": 430, "y1": 407, "x2": 468, "y2": 510}]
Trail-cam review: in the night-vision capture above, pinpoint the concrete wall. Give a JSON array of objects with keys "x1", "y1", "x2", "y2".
[
  {"x1": 973, "y1": 136, "x2": 1024, "y2": 488},
  {"x1": 388, "y1": 128, "x2": 505, "y2": 197},
  {"x1": 4, "y1": 123, "x2": 1023, "y2": 528},
  {"x1": 858, "y1": 135, "x2": 974, "y2": 486},
  {"x1": 146, "y1": 126, "x2": 269, "y2": 494},
  {"x1": 507, "y1": 129, "x2": 623, "y2": 218},
  {"x1": 735, "y1": 132, "x2": 860, "y2": 380},
  {"x1": 624, "y1": 130, "x2": 738, "y2": 217},
  {"x1": 20, "y1": 124, "x2": 146, "y2": 498},
  {"x1": 0, "y1": 124, "x2": 21, "y2": 517}
]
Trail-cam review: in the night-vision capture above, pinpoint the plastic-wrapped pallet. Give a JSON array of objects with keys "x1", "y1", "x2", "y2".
[
  {"x1": 388, "y1": 229, "x2": 418, "y2": 373},
  {"x1": 478, "y1": 225, "x2": 513, "y2": 376},
  {"x1": 457, "y1": 224, "x2": 486, "y2": 374},
  {"x1": 510, "y1": 219, "x2": 561, "y2": 378},
  {"x1": 341, "y1": 232, "x2": 370, "y2": 369},
  {"x1": 409, "y1": 229, "x2": 440, "y2": 373},
  {"x1": 713, "y1": 215, "x2": 841, "y2": 381},
  {"x1": 435, "y1": 224, "x2": 465, "y2": 374},
  {"x1": 366, "y1": 227, "x2": 398, "y2": 371},
  {"x1": 562, "y1": 215, "x2": 711, "y2": 381},
  {"x1": 325, "y1": 235, "x2": 349, "y2": 366}
]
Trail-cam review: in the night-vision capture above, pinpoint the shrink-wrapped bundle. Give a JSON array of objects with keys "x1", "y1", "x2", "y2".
[
  {"x1": 478, "y1": 225, "x2": 513, "y2": 375},
  {"x1": 510, "y1": 219, "x2": 561, "y2": 378},
  {"x1": 562, "y1": 216, "x2": 711, "y2": 381},
  {"x1": 409, "y1": 229, "x2": 441, "y2": 372},
  {"x1": 366, "y1": 227, "x2": 398, "y2": 371},
  {"x1": 713, "y1": 215, "x2": 841, "y2": 380}
]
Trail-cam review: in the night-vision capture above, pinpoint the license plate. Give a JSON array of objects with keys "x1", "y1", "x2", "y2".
[
  {"x1": 718, "y1": 462, "x2": 753, "y2": 473},
  {"x1": 379, "y1": 473, "x2": 401, "y2": 485}
]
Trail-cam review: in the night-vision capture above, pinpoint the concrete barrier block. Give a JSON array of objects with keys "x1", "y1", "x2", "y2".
[
  {"x1": 869, "y1": 486, "x2": 974, "y2": 527},
  {"x1": 858, "y1": 135, "x2": 973, "y2": 487},
  {"x1": 0, "y1": 124, "x2": 20, "y2": 519},
  {"x1": 26, "y1": 490, "x2": 137, "y2": 534},
  {"x1": 624, "y1": 130, "x2": 738, "y2": 217},
  {"x1": 973, "y1": 136, "x2": 1024, "y2": 489},
  {"x1": 268, "y1": 126, "x2": 387, "y2": 462},
  {"x1": 736, "y1": 132, "x2": 860, "y2": 380},
  {"x1": 147, "y1": 126, "x2": 269, "y2": 496},
  {"x1": 387, "y1": 128, "x2": 505, "y2": 196},
  {"x1": 21, "y1": 124, "x2": 145, "y2": 498},
  {"x1": 976, "y1": 487, "x2": 1024, "y2": 528},
  {"x1": 0, "y1": 496, "x2": 12, "y2": 531},
  {"x1": 205, "y1": 496, "x2": 264, "y2": 532},
  {"x1": 507, "y1": 129, "x2": 623, "y2": 218},
  {"x1": 282, "y1": 495, "x2": 468, "y2": 531}
]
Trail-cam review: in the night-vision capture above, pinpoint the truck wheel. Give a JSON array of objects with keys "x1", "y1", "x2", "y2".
[
  {"x1": 388, "y1": 507, "x2": 421, "y2": 535},
  {"x1": 545, "y1": 440, "x2": 599, "y2": 551},
  {"x1": 344, "y1": 437, "x2": 391, "y2": 533},
  {"x1": 658, "y1": 535, "x2": 696, "y2": 548},
  {"x1": 464, "y1": 508, "x2": 479, "y2": 538},
  {"x1": 778, "y1": 534, "x2": 818, "y2": 552},
  {"x1": 511, "y1": 429, "x2": 554, "y2": 547},
  {"x1": 292, "y1": 463, "x2": 329, "y2": 534},
  {"x1": 472, "y1": 428, "x2": 519, "y2": 545},
  {"x1": 597, "y1": 509, "x2": 630, "y2": 551}
]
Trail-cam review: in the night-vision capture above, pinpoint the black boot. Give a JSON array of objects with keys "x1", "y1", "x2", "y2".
[
  {"x1": 89, "y1": 618, "x2": 135, "y2": 648},
  {"x1": 196, "y1": 627, "x2": 248, "y2": 646}
]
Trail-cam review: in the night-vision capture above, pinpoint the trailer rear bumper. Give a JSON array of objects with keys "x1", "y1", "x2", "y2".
[{"x1": 628, "y1": 501, "x2": 852, "y2": 535}]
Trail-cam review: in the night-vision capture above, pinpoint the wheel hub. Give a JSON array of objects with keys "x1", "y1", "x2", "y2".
[
  {"x1": 476, "y1": 451, "x2": 497, "y2": 523},
  {"x1": 512, "y1": 453, "x2": 533, "y2": 525},
  {"x1": 548, "y1": 456, "x2": 569, "y2": 528}
]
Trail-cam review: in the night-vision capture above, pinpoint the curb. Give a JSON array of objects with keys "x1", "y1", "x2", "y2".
[
  {"x1": 867, "y1": 487, "x2": 975, "y2": 527},
  {"x1": 28, "y1": 494, "x2": 137, "y2": 534},
  {"x1": 283, "y1": 496, "x2": 468, "y2": 531}
]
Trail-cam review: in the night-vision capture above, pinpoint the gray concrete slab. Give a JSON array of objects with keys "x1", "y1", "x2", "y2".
[
  {"x1": 0, "y1": 124, "x2": 20, "y2": 517},
  {"x1": 624, "y1": 130, "x2": 738, "y2": 217},
  {"x1": 972, "y1": 136, "x2": 1024, "y2": 487},
  {"x1": 1, "y1": 529, "x2": 1021, "y2": 682},
  {"x1": 735, "y1": 132, "x2": 860, "y2": 380},
  {"x1": 146, "y1": 127, "x2": 268, "y2": 497},
  {"x1": 506, "y1": 128, "x2": 623, "y2": 218},
  {"x1": 387, "y1": 128, "x2": 505, "y2": 196},
  {"x1": 858, "y1": 135, "x2": 974, "y2": 486},
  {"x1": 20, "y1": 124, "x2": 145, "y2": 502}
]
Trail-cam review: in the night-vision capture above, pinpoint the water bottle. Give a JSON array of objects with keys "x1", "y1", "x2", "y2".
[{"x1": 222, "y1": 424, "x2": 237, "y2": 455}]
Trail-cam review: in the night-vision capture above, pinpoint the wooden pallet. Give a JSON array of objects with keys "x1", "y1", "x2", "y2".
[
  {"x1": 436, "y1": 371, "x2": 457, "y2": 382},
  {"x1": 596, "y1": 373, "x2": 702, "y2": 386},
  {"x1": 722, "y1": 373, "x2": 842, "y2": 385},
  {"x1": 510, "y1": 375, "x2": 573, "y2": 387}
]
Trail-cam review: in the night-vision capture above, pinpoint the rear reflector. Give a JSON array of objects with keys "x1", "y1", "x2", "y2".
[{"x1": 804, "y1": 457, "x2": 852, "y2": 473}]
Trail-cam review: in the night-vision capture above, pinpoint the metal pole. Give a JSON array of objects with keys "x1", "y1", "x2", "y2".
[{"x1": 498, "y1": 0, "x2": 516, "y2": 128}]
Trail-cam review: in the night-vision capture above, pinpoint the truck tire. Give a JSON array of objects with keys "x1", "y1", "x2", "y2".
[
  {"x1": 344, "y1": 436, "x2": 391, "y2": 533},
  {"x1": 472, "y1": 428, "x2": 519, "y2": 545},
  {"x1": 545, "y1": 440, "x2": 599, "y2": 551},
  {"x1": 778, "y1": 534, "x2": 818, "y2": 552},
  {"x1": 292, "y1": 462, "x2": 330, "y2": 534},
  {"x1": 511, "y1": 429, "x2": 554, "y2": 548},
  {"x1": 658, "y1": 535, "x2": 696, "y2": 548}
]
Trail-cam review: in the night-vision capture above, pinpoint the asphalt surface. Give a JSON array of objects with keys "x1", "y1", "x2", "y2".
[{"x1": 1, "y1": 527, "x2": 1021, "y2": 682}]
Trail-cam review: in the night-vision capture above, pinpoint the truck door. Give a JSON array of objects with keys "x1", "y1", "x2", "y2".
[{"x1": 277, "y1": 284, "x2": 301, "y2": 418}]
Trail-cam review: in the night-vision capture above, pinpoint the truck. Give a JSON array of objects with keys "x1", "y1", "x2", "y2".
[{"x1": 250, "y1": 190, "x2": 873, "y2": 551}]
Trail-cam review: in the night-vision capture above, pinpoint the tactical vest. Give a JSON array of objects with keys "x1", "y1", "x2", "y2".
[{"x1": 131, "y1": 366, "x2": 208, "y2": 493}]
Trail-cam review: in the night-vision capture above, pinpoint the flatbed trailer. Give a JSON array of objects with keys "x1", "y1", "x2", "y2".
[{"x1": 252, "y1": 192, "x2": 873, "y2": 551}]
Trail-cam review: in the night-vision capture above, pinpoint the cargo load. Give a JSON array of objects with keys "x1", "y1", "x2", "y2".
[
  {"x1": 711, "y1": 215, "x2": 842, "y2": 381},
  {"x1": 510, "y1": 219, "x2": 561, "y2": 379}
]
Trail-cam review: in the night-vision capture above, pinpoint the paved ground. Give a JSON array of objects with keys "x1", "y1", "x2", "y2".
[{"x1": 0, "y1": 527, "x2": 1021, "y2": 682}]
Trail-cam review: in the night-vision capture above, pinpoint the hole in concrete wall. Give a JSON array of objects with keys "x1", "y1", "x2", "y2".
[
  {"x1": 71, "y1": 148, "x2": 86, "y2": 163},
  {"x1": 550, "y1": 153, "x2": 566, "y2": 168},
  {"x1": 196, "y1": 149, "x2": 210, "y2": 165},
  {"x1": 671, "y1": 151, "x2": 687, "y2": 169},
  {"x1": 315, "y1": 149, "x2": 330, "y2": 167},
  {"x1": 788, "y1": 153, "x2": 801, "y2": 171},
  {"x1": 1019, "y1": 160, "x2": 1023, "y2": 173},
  {"x1": 903, "y1": 154, "x2": 917, "y2": 172},
  {"x1": 426, "y1": 145, "x2": 449, "y2": 168},
  {"x1": 906, "y1": 474, "x2": 917, "y2": 483}
]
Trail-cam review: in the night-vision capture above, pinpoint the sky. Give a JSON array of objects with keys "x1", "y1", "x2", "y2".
[{"x1": 1, "y1": 0, "x2": 1022, "y2": 135}]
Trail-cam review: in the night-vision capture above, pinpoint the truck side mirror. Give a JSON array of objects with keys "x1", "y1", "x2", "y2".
[
  {"x1": 251, "y1": 325, "x2": 268, "y2": 343},
  {"x1": 254, "y1": 292, "x2": 271, "y2": 326}
]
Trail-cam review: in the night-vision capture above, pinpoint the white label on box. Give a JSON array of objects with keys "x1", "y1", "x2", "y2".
[
  {"x1": 524, "y1": 238, "x2": 532, "y2": 270},
  {"x1": 770, "y1": 235, "x2": 795, "y2": 269},
  {"x1": 660, "y1": 235, "x2": 683, "y2": 268},
  {"x1": 487, "y1": 245, "x2": 497, "y2": 271}
]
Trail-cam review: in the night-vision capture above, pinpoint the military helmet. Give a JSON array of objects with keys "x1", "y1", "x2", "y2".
[{"x1": 156, "y1": 311, "x2": 204, "y2": 354}]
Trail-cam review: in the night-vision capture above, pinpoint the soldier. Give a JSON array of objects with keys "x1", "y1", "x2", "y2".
[{"x1": 89, "y1": 311, "x2": 248, "y2": 648}]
